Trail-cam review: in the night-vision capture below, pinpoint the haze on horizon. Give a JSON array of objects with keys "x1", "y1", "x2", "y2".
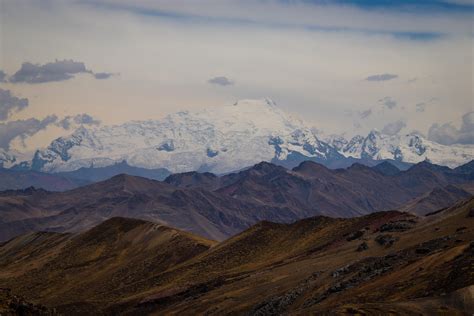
[{"x1": 0, "y1": 0, "x2": 473, "y2": 152}]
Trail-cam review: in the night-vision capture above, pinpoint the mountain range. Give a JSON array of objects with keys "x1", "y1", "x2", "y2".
[
  {"x1": 1, "y1": 197, "x2": 472, "y2": 314},
  {"x1": 0, "y1": 159, "x2": 472, "y2": 242},
  {"x1": 0, "y1": 161, "x2": 171, "y2": 191},
  {"x1": 1, "y1": 99, "x2": 473, "y2": 175}
]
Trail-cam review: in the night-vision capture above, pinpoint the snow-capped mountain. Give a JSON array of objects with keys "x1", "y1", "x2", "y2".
[
  {"x1": 5, "y1": 99, "x2": 474, "y2": 173},
  {"x1": 28, "y1": 99, "x2": 342, "y2": 173},
  {"x1": 325, "y1": 130, "x2": 474, "y2": 168}
]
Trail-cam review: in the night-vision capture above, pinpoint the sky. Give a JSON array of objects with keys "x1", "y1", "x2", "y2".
[{"x1": 0, "y1": 0, "x2": 473, "y2": 152}]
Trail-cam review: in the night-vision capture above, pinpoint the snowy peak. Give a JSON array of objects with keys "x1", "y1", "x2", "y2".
[
  {"x1": 329, "y1": 131, "x2": 474, "y2": 168},
  {"x1": 27, "y1": 99, "x2": 336, "y2": 173}
]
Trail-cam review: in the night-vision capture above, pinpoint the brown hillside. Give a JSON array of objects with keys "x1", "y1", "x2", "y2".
[
  {"x1": 1, "y1": 198, "x2": 472, "y2": 314},
  {"x1": 0, "y1": 217, "x2": 215, "y2": 314}
]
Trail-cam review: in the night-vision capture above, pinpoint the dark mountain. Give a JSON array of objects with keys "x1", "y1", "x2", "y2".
[
  {"x1": 164, "y1": 171, "x2": 220, "y2": 190},
  {"x1": 401, "y1": 185, "x2": 472, "y2": 215},
  {"x1": 1, "y1": 198, "x2": 472, "y2": 315},
  {"x1": 454, "y1": 159, "x2": 474, "y2": 173},
  {"x1": 214, "y1": 160, "x2": 471, "y2": 217},
  {"x1": 0, "y1": 161, "x2": 170, "y2": 192},
  {"x1": 56, "y1": 160, "x2": 171, "y2": 182},
  {"x1": 371, "y1": 160, "x2": 401, "y2": 176},
  {"x1": 454, "y1": 159, "x2": 474, "y2": 180},
  {"x1": 0, "y1": 160, "x2": 472, "y2": 242},
  {"x1": 272, "y1": 153, "x2": 412, "y2": 171},
  {"x1": 0, "y1": 173, "x2": 301, "y2": 242},
  {"x1": 0, "y1": 168, "x2": 87, "y2": 191},
  {"x1": 393, "y1": 160, "x2": 468, "y2": 197}
]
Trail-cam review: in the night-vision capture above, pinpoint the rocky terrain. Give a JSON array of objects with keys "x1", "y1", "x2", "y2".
[{"x1": 0, "y1": 197, "x2": 472, "y2": 315}]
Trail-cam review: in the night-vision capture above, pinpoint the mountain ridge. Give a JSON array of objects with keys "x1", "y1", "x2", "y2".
[{"x1": 0, "y1": 159, "x2": 472, "y2": 242}]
